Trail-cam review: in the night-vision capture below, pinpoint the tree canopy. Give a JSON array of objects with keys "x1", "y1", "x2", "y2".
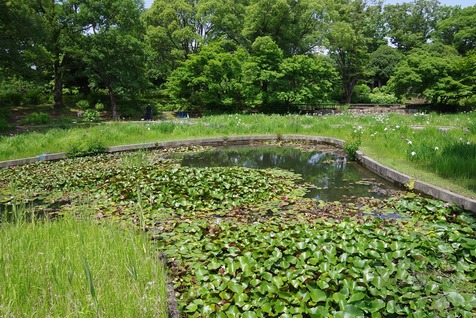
[{"x1": 1, "y1": 0, "x2": 475, "y2": 116}]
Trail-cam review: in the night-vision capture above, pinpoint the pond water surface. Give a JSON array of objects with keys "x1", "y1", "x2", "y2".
[{"x1": 177, "y1": 145, "x2": 402, "y2": 202}]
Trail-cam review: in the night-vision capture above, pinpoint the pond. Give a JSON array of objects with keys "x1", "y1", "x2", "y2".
[{"x1": 175, "y1": 145, "x2": 402, "y2": 202}]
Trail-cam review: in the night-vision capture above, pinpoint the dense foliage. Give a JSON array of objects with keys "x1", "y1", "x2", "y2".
[
  {"x1": 1, "y1": 0, "x2": 475, "y2": 120},
  {"x1": 1, "y1": 144, "x2": 475, "y2": 316}
]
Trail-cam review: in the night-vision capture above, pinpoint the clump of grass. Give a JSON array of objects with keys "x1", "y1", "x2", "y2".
[
  {"x1": 20, "y1": 112, "x2": 52, "y2": 125},
  {"x1": 0, "y1": 211, "x2": 168, "y2": 317}
]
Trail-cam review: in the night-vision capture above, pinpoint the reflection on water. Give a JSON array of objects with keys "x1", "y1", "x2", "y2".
[{"x1": 177, "y1": 146, "x2": 401, "y2": 202}]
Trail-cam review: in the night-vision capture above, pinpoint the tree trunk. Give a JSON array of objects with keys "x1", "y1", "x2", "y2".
[
  {"x1": 108, "y1": 86, "x2": 117, "y2": 119},
  {"x1": 53, "y1": 52, "x2": 64, "y2": 111},
  {"x1": 343, "y1": 78, "x2": 356, "y2": 104}
]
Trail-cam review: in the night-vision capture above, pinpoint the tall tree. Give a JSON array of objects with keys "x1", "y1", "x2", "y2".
[
  {"x1": 368, "y1": 45, "x2": 403, "y2": 88},
  {"x1": 0, "y1": 0, "x2": 43, "y2": 81},
  {"x1": 165, "y1": 40, "x2": 248, "y2": 111},
  {"x1": 384, "y1": 0, "x2": 450, "y2": 51},
  {"x1": 73, "y1": 0, "x2": 148, "y2": 119},
  {"x1": 144, "y1": 0, "x2": 209, "y2": 83},
  {"x1": 34, "y1": 0, "x2": 81, "y2": 110},
  {"x1": 388, "y1": 43, "x2": 470, "y2": 105},
  {"x1": 437, "y1": 5, "x2": 476, "y2": 55},
  {"x1": 241, "y1": 0, "x2": 327, "y2": 56},
  {"x1": 197, "y1": 0, "x2": 249, "y2": 46},
  {"x1": 326, "y1": 0, "x2": 380, "y2": 103}
]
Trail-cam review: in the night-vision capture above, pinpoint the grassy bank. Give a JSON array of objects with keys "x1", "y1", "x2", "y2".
[
  {"x1": 0, "y1": 111, "x2": 475, "y2": 198},
  {"x1": 0, "y1": 211, "x2": 168, "y2": 317}
]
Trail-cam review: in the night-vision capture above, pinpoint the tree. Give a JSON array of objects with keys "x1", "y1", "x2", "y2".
[
  {"x1": 0, "y1": 0, "x2": 43, "y2": 81},
  {"x1": 241, "y1": 36, "x2": 284, "y2": 110},
  {"x1": 384, "y1": 0, "x2": 450, "y2": 51},
  {"x1": 144, "y1": 0, "x2": 209, "y2": 83},
  {"x1": 326, "y1": 0, "x2": 380, "y2": 103},
  {"x1": 197, "y1": 0, "x2": 250, "y2": 46},
  {"x1": 274, "y1": 54, "x2": 338, "y2": 106},
  {"x1": 74, "y1": 0, "x2": 148, "y2": 119},
  {"x1": 241, "y1": 0, "x2": 327, "y2": 56},
  {"x1": 165, "y1": 37, "x2": 337, "y2": 113},
  {"x1": 388, "y1": 43, "x2": 470, "y2": 105},
  {"x1": 437, "y1": 5, "x2": 476, "y2": 55},
  {"x1": 165, "y1": 41, "x2": 248, "y2": 111},
  {"x1": 368, "y1": 45, "x2": 403, "y2": 88},
  {"x1": 0, "y1": 1, "x2": 85, "y2": 110},
  {"x1": 34, "y1": 0, "x2": 82, "y2": 110}
]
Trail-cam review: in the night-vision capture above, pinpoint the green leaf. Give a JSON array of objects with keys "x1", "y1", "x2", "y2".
[
  {"x1": 371, "y1": 276, "x2": 385, "y2": 289},
  {"x1": 344, "y1": 304, "x2": 364, "y2": 317},
  {"x1": 228, "y1": 282, "x2": 244, "y2": 294},
  {"x1": 437, "y1": 244, "x2": 454, "y2": 254},
  {"x1": 308, "y1": 306, "x2": 328, "y2": 317},
  {"x1": 447, "y1": 292, "x2": 465, "y2": 307},
  {"x1": 226, "y1": 305, "x2": 241, "y2": 317},
  {"x1": 185, "y1": 302, "x2": 198, "y2": 313},
  {"x1": 425, "y1": 282, "x2": 439, "y2": 295},
  {"x1": 308, "y1": 288, "x2": 327, "y2": 303},
  {"x1": 348, "y1": 292, "x2": 365, "y2": 303},
  {"x1": 369, "y1": 299, "x2": 386, "y2": 313}
]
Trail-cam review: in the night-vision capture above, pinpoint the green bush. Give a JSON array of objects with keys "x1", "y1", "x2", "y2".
[
  {"x1": 0, "y1": 91, "x2": 23, "y2": 107},
  {"x1": 82, "y1": 109, "x2": 100, "y2": 122},
  {"x1": 20, "y1": 112, "x2": 52, "y2": 125},
  {"x1": 352, "y1": 84, "x2": 371, "y2": 103},
  {"x1": 0, "y1": 117, "x2": 9, "y2": 133},
  {"x1": 76, "y1": 100, "x2": 90, "y2": 110},
  {"x1": 369, "y1": 87, "x2": 399, "y2": 104},
  {"x1": 24, "y1": 89, "x2": 46, "y2": 105},
  {"x1": 95, "y1": 102, "x2": 105, "y2": 111},
  {"x1": 344, "y1": 129, "x2": 363, "y2": 160}
]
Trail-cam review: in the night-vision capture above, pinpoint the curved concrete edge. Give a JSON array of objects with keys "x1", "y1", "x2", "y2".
[
  {"x1": 356, "y1": 151, "x2": 476, "y2": 213},
  {"x1": 1, "y1": 135, "x2": 474, "y2": 213},
  {"x1": 413, "y1": 180, "x2": 476, "y2": 213},
  {"x1": 0, "y1": 152, "x2": 66, "y2": 168}
]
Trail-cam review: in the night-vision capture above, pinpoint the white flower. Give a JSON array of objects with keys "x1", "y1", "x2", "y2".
[
  {"x1": 467, "y1": 142, "x2": 471, "y2": 145},
  {"x1": 408, "y1": 140, "x2": 412, "y2": 145},
  {"x1": 411, "y1": 151, "x2": 416, "y2": 156},
  {"x1": 396, "y1": 125, "x2": 400, "y2": 129},
  {"x1": 384, "y1": 127, "x2": 388, "y2": 131},
  {"x1": 434, "y1": 147, "x2": 439, "y2": 151},
  {"x1": 459, "y1": 138, "x2": 463, "y2": 141}
]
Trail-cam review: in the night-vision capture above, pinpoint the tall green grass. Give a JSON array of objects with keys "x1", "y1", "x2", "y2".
[{"x1": 0, "y1": 209, "x2": 168, "y2": 317}]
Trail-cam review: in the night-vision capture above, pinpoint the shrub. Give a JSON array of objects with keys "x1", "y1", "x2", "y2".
[
  {"x1": 95, "y1": 102, "x2": 105, "y2": 111},
  {"x1": 352, "y1": 84, "x2": 371, "y2": 103},
  {"x1": 344, "y1": 129, "x2": 363, "y2": 161},
  {"x1": 76, "y1": 100, "x2": 90, "y2": 110},
  {"x1": 369, "y1": 87, "x2": 399, "y2": 104},
  {"x1": 0, "y1": 91, "x2": 23, "y2": 107},
  {"x1": 82, "y1": 109, "x2": 100, "y2": 122},
  {"x1": 0, "y1": 117, "x2": 9, "y2": 133},
  {"x1": 24, "y1": 89, "x2": 46, "y2": 105},
  {"x1": 20, "y1": 112, "x2": 52, "y2": 125}
]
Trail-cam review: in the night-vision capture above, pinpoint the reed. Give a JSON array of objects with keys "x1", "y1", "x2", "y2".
[{"x1": 0, "y1": 209, "x2": 168, "y2": 317}]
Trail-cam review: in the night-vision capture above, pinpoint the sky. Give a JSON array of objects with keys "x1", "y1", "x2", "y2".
[{"x1": 144, "y1": 0, "x2": 474, "y2": 9}]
